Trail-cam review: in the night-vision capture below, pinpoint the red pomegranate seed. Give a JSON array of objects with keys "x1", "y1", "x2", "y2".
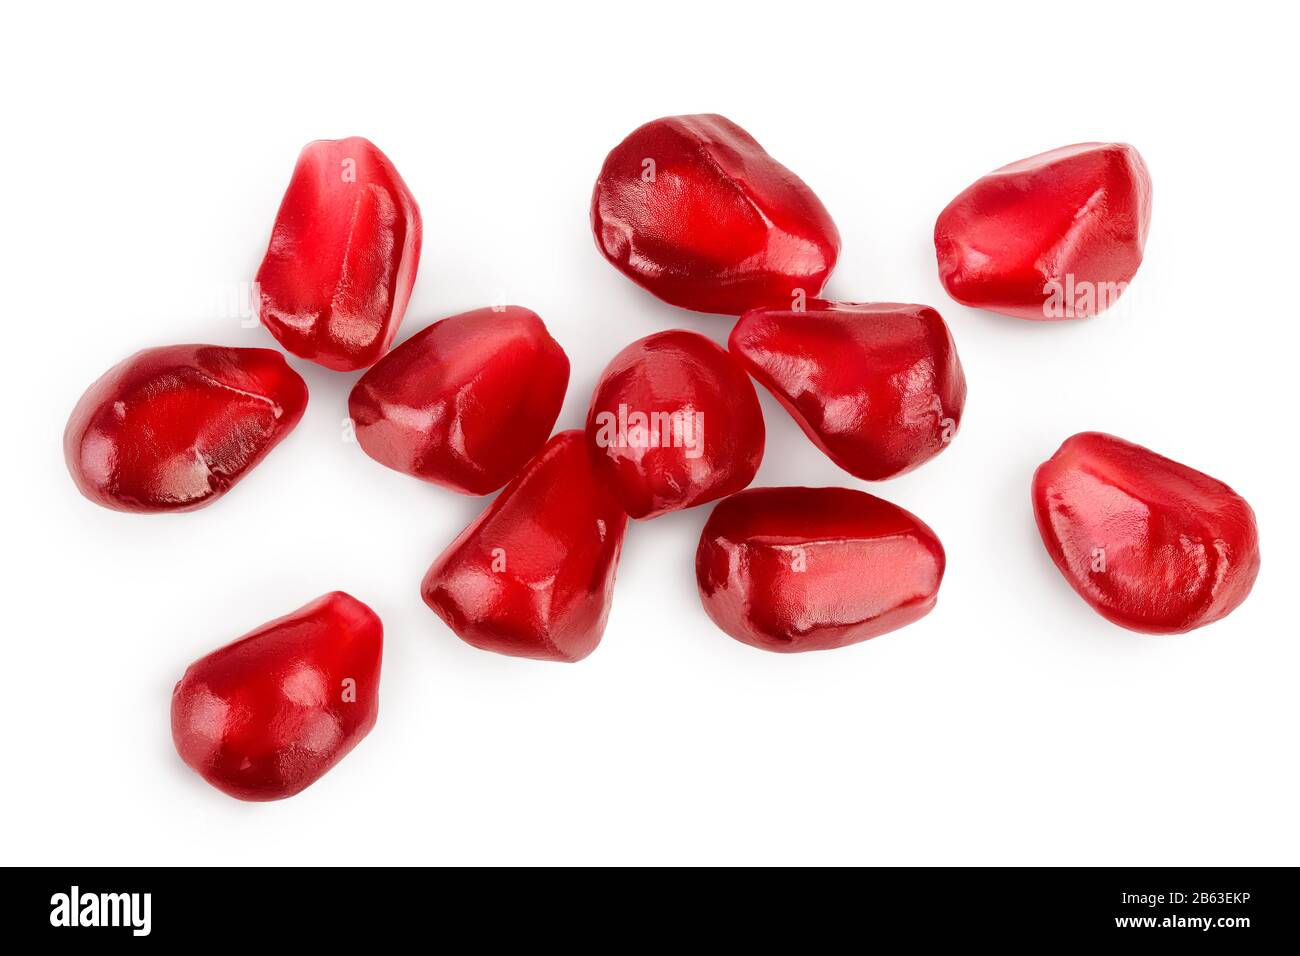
[
  {"x1": 171, "y1": 592, "x2": 382, "y2": 801},
  {"x1": 586, "y1": 329, "x2": 764, "y2": 519},
  {"x1": 349, "y1": 306, "x2": 569, "y2": 494},
  {"x1": 730, "y1": 301, "x2": 966, "y2": 480},
  {"x1": 591, "y1": 114, "x2": 840, "y2": 315},
  {"x1": 64, "y1": 345, "x2": 307, "y2": 513},
  {"x1": 1033, "y1": 432, "x2": 1260, "y2": 633},
  {"x1": 935, "y1": 143, "x2": 1151, "y2": 320},
  {"x1": 697, "y1": 487, "x2": 945, "y2": 652},
  {"x1": 256, "y1": 137, "x2": 422, "y2": 370},
  {"x1": 422, "y1": 431, "x2": 629, "y2": 662}
]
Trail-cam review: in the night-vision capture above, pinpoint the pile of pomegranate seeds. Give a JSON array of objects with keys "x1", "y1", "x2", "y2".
[{"x1": 64, "y1": 118, "x2": 1259, "y2": 800}]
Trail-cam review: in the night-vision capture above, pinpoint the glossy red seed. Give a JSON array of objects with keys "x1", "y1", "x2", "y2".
[
  {"x1": 1032, "y1": 432, "x2": 1259, "y2": 634},
  {"x1": 591, "y1": 114, "x2": 840, "y2": 315},
  {"x1": 935, "y1": 143, "x2": 1151, "y2": 320},
  {"x1": 64, "y1": 345, "x2": 308, "y2": 513},
  {"x1": 171, "y1": 591, "x2": 382, "y2": 801},
  {"x1": 256, "y1": 137, "x2": 422, "y2": 370},
  {"x1": 421, "y1": 431, "x2": 629, "y2": 662},
  {"x1": 586, "y1": 329, "x2": 764, "y2": 519},
  {"x1": 730, "y1": 301, "x2": 966, "y2": 480},
  {"x1": 348, "y1": 306, "x2": 569, "y2": 494},
  {"x1": 697, "y1": 487, "x2": 945, "y2": 653}
]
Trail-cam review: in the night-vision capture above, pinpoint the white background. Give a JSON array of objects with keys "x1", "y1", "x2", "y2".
[{"x1": 3, "y1": 1, "x2": 1296, "y2": 866}]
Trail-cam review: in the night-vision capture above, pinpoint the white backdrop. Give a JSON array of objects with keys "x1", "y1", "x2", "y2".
[{"x1": 4, "y1": 0, "x2": 1296, "y2": 865}]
